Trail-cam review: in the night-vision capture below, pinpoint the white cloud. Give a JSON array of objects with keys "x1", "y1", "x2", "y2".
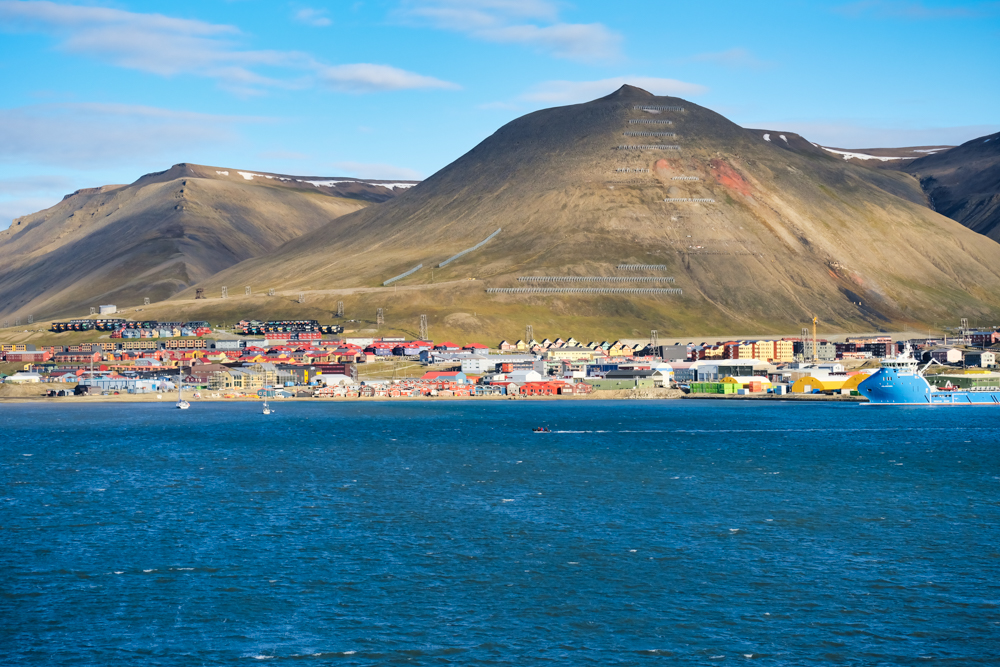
[
  {"x1": 398, "y1": 0, "x2": 621, "y2": 62},
  {"x1": 748, "y1": 120, "x2": 1000, "y2": 147},
  {"x1": 0, "y1": 103, "x2": 258, "y2": 167},
  {"x1": 319, "y1": 64, "x2": 460, "y2": 93},
  {"x1": 331, "y1": 161, "x2": 423, "y2": 180},
  {"x1": 0, "y1": 0, "x2": 456, "y2": 94},
  {"x1": 293, "y1": 7, "x2": 332, "y2": 27},
  {"x1": 522, "y1": 77, "x2": 708, "y2": 104},
  {"x1": 688, "y1": 47, "x2": 772, "y2": 70}
]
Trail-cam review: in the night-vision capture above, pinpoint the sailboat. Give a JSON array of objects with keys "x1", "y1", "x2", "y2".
[
  {"x1": 262, "y1": 400, "x2": 272, "y2": 415},
  {"x1": 176, "y1": 360, "x2": 190, "y2": 409}
]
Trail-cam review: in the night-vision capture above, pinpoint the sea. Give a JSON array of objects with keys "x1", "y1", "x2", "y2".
[{"x1": 1, "y1": 400, "x2": 998, "y2": 665}]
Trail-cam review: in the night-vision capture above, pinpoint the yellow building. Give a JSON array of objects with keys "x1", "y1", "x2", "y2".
[
  {"x1": 546, "y1": 347, "x2": 595, "y2": 361},
  {"x1": 791, "y1": 375, "x2": 846, "y2": 393}
]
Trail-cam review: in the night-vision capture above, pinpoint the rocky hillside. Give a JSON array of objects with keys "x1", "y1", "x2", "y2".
[
  {"x1": 903, "y1": 131, "x2": 1000, "y2": 243},
  {"x1": 174, "y1": 86, "x2": 1000, "y2": 340},
  {"x1": 0, "y1": 163, "x2": 417, "y2": 319}
]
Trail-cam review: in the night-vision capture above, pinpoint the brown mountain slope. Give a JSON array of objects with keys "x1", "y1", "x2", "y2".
[
  {"x1": 903, "y1": 131, "x2": 1000, "y2": 242},
  {"x1": 0, "y1": 163, "x2": 403, "y2": 320},
  {"x1": 165, "y1": 88, "x2": 1000, "y2": 338}
]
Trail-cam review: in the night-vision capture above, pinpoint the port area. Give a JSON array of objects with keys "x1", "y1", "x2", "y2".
[{"x1": 682, "y1": 392, "x2": 867, "y2": 402}]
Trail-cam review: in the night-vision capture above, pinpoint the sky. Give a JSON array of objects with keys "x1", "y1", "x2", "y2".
[{"x1": 1, "y1": 0, "x2": 998, "y2": 228}]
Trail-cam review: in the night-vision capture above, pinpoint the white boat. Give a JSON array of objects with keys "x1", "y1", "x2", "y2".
[
  {"x1": 262, "y1": 400, "x2": 272, "y2": 415},
  {"x1": 176, "y1": 361, "x2": 190, "y2": 409}
]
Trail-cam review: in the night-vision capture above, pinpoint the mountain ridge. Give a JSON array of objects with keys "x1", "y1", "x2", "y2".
[{"x1": 168, "y1": 86, "x2": 1000, "y2": 338}]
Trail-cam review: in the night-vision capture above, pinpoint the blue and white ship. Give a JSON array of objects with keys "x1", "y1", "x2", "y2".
[{"x1": 858, "y1": 344, "x2": 1000, "y2": 405}]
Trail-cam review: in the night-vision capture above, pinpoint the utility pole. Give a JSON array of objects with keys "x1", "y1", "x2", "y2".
[{"x1": 419, "y1": 314, "x2": 428, "y2": 340}]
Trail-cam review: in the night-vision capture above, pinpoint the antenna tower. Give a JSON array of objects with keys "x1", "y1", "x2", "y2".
[{"x1": 419, "y1": 314, "x2": 428, "y2": 340}]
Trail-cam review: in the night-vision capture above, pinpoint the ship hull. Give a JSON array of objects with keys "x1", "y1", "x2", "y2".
[{"x1": 859, "y1": 368, "x2": 1000, "y2": 405}]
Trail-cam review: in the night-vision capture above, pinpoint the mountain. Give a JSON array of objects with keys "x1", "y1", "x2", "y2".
[
  {"x1": 0, "y1": 164, "x2": 417, "y2": 320},
  {"x1": 903, "y1": 131, "x2": 1000, "y2": 243},
  {"x1": 163, "y1": 85, "x2": 1000, "y2": 341}
]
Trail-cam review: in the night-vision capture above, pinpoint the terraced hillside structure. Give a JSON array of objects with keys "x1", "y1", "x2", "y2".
[{"x1": 0, "y1": 164, "x2": 416, "y2": 320}]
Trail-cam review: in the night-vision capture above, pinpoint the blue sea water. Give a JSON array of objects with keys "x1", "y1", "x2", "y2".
[{"x1": 1, "y1": 400, "x2": 999, "y2": 665}]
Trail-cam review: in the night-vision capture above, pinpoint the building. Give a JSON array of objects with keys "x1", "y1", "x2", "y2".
[
  {"x1": 99, "y1": 304, "x2": 117, "y2": 314},
  {"x1": 801, "y1": 340, "x2": 837, "y2": 361},
  {"x1": 4, "y1": 372, "x2": 42, "y2": 383},
  {"x1": 923, "y1": 347, "x2": 964, "y2": 365},
  {"x1": 545, "y1": 346, "x2": 595, "y2": 361},
  {"x1": 964, "y1": 351, "x2": 997, "y2": 368}
]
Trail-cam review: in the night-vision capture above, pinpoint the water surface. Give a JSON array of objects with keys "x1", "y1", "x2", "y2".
[{"x1": 2, "y1": 400, "x2": 998, "y2": 664}]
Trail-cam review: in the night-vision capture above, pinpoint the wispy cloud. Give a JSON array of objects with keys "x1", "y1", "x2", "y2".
[
  {"x1": 398, "y1": 0, "x2": 622, "y2": 62},
  {"x1": 293, "y1": 7, "x2": 331, "y2": 27},
  {"x1": 331, "y1": 161, "x2": 423, "y2": 180},
  {"x1": 834, "y1": 0, "x2": 1000, "y2": 19},
  {"x1": 0, "y1": 0, "x2": 457, "y2": 94},
  {"x1": 522, "y1": 77, "x2": 708, "y2": 105},
  {"x1": 319, "y1": 64, "x2": 459, "y2": 93},
  {"x1": 0, "y1": 103, "x2": 260, "y2": 167},
  {"x1": 748, "y1": 120, "x2": 1000, "y2": 147},
  {"x1": 687, "y1": 47, "x2": 772, "y2": 70}
]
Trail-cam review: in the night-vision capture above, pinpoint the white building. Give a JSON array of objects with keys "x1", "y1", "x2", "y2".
[
  {"x1": 508, "y1": 369, "x2": 542, "y2": 383},
  {"x1": 99, "y1": 304, "x2": 117, "y2": 315},
  {"x1": 5, "y1": 372, "x2": 42, "y2": 383}
]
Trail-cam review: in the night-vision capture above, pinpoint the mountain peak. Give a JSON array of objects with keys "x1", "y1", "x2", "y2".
[{"x1": 601, "y1": 84, "x2": 655, "y2": 100}]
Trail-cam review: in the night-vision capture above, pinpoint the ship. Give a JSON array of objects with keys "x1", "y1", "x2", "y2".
[{"x1": 858, "y1": 344, "x2": 1000, "y2": 405}]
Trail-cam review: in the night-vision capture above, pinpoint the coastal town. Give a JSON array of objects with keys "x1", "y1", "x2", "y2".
[{"x1": 2, "y1": 315, "x2": 998, "y2": 401}]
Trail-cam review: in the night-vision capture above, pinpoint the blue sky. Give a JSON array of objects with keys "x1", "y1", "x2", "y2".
[{"x1": 1, "y1": 0, "x2": 998, "y2": 228}]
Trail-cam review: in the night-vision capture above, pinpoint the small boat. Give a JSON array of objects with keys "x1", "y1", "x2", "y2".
[
  {"x1": 262, "y1": 400, "x2": 272, "y2": 415},
  {"x1": 532, "y1": 426, "x2": 551, "y2": 433},
  {"x1": 176, "y1": 361, "x2": 190, "y2": 409}
]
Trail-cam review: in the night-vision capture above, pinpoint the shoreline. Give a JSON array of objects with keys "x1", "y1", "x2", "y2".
[{"x1": 682, "y1": 393, "x2": 867, "y2": 402}]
